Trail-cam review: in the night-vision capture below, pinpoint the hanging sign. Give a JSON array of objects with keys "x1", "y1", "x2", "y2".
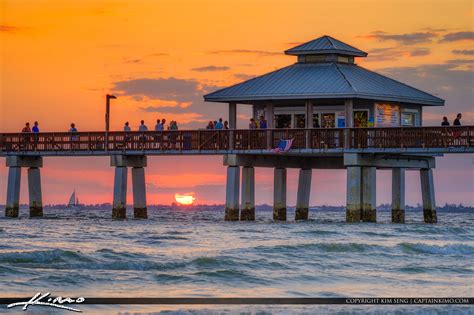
[{"x1": 375, "y1": 103, "x2": 400, "y2": 127}]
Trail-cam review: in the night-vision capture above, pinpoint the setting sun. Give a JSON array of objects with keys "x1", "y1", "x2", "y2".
[{"x1": 174, "y1": 193, "x2": 196, "y2": 205}]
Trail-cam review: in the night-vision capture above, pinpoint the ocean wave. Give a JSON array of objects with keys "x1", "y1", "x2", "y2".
[
  {"x1": 255, "y1": 242, "x2": 381, "y2": 253},
  {"x1": 0, "y1": 249, "x2": 92, "y2": 264},
  {"x1": 398, "y1": 243, "x2": 474, "y2": 255}
]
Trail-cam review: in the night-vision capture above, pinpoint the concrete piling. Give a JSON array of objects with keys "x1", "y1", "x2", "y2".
[
  {"x1": 346, "y1": 166, "x2": 362, "y2": 222},
  {"x1": 5, "y1": 167, "x2": 21, "y2": 218},
  {"x1": 391, "y1": 168, "x2": 405, "y2": 223},
  {"x1": 240, "y1": 166, "x2": 255, "y2": 220},
  {"x1": 420, "y1": 168, "x2": 437, "y2": 223},
  {"x1": 27, "y1": 167, "x2": 43, "y2": 217},
  {"x1": 273, "y1": 167, "x2": 287, "y2": 221},
  {"x1": 132, "y1": 167, "x2": 147, "y2": 219},
  {"x1": 225, "y1": 166, "x2": 240, "y2": 221},
  {"x1": 295, "y1": 168, "x2": 312, "y2": 220},
  {"x1": 361, "y1": 166, "x2": 376, "y2": 222},
  {"x1": 112, "y1": 166, "x2": 128, "y2": 219}
]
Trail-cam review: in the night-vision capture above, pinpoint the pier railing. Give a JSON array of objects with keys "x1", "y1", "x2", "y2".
[{"x1": 0, "y1": 126, "x2": 472, "y2": 154}]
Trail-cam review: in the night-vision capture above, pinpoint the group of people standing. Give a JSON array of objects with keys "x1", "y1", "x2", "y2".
[
  {"x1": 124, "y1": 119, "x2": 179, "y2": 132},
  {"x1": 442, "y1": 113, "x2": 462, "y2": 126},
  {"x1": 206, "y1": 118, "x2": 229, "y2": 130},
  {"x1": 249, "y1": 116, "x2": 268, "y2": 129}
]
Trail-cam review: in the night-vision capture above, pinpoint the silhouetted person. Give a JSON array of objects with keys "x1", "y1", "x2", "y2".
[
  {"x1": 259, "y1": 115, "x2": 267, "y2": 129},
  {"x1": 249, "y1": 118, "x2": 257, "y2": 129},
  {"x1": 22, "y1": 122, "x2": 31, "y2": 133},
  {"x1": 441, "y1": 117, "x2": 450, "y2": 126},
  {"x1": 453, "y1": 113, "x2": 462, "y2": 126},
  {"x1": 224, "y1": 121, "x2": 229, "y2": 130},
  {"x1": 155, "y1": 119, "x2": 163, "y2": 131},
  {"x1": 32, "y1": 121, "x2": 40, "y2": 133},
  {"x1": 124, "y1": 121, "x2": 131, "y2": 131},
  {"x1": 138, "y1": 120, "x2": 148, "y2": 131},
  {"x1": 215, "y1": 118, "x2": 223, "y2": 130}
]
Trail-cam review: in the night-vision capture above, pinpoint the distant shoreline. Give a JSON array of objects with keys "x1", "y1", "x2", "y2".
[{"x1": 1, "y1": 204, "x2": 473, "y2": 212}]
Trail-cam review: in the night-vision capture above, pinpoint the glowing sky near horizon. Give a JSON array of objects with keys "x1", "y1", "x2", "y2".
[{"x1": 0, "y1": 0, "x2": 473, "y2": 205}]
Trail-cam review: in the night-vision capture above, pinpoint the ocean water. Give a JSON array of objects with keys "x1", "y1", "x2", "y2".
[{"x1": 0, "y1": 207, "x2": 473, "y2": 314}]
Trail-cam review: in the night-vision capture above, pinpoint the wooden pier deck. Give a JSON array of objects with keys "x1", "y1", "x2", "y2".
[{"x1": 1, "y1": 126, "x2": 473, "y2": 156}]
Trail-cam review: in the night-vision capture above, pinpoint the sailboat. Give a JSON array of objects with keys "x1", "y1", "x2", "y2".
[{"x1": 67, "y1": 190, "x2": 82, "y2": 209}]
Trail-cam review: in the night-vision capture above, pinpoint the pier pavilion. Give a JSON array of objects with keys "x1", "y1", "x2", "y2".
[
  {"x1": 1, "y1": 35, "x2": 473, "y2": 223},
  {"x1": 204, "y1": 35, "x2": 445, "y2": 223}
]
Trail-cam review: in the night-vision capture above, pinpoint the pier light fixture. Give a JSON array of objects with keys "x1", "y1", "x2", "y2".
[{"x1": 105, "y1": 94, "x2": 117, "y2": 132}]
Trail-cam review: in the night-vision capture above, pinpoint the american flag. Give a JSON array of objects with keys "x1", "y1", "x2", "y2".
[{"x1": 271, "y1": 138, "x2": 294, "y2": 153}]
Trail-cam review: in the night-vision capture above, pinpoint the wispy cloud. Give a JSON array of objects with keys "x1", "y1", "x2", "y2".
[
  {"x1": 0, "y1": 25, "x2": 21, "y2": 33},
  {"x1": 123, "y1": 58, "x2": 143, "y2": 64},
  {"x1": 206, "y1": 49, "x2": 282, "y2": 56},
  {"x1": 191, "y1": 65, "x2": 230, "y2": 72},
  {"x1": 363, "y1": 31, "x2": 437, "y2": 45},
  {"x1": 147, "y1": 52, "x2": 170, "y2": 57},
  {"x1": 409, "y1": 48, "x2": 430, "y2": 56},
  {"x1": 441, "y1": 31, "x2": 474, "y2": 42},
  {"x1": 234, "y1": 73, "x2": 256, "y2": 80},
  {"x1": 366, "y1": 47, "x2": 430, "y2": 61},
  {"x1": 452, "y1": 49, "x2": 474, "y2": 55}
]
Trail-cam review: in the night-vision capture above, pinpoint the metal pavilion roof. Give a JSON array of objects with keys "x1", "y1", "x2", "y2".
[
  {"x1": 203, "y1": 36, "x2": 444, "y2": 106},
  {"x1": 284, "y1": 35, "x2": 368, "y2": 57}
]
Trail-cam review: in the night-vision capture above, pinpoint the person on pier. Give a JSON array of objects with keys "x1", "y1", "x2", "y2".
[
  {"x1": 453, "y1": 113, "x2": 462, "y2": 126},
  {"x1": 441, "y1": 117, "x2": 450, "y2": 126}
]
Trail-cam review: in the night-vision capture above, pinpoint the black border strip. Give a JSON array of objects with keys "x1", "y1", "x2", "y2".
[{"x1": 1, "y1": 298, "x2": 473, "y2": 305}]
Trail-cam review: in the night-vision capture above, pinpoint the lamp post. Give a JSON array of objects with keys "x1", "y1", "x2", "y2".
[{"x1": 105, "y1": 94, "x2": 117, "y2": 150}]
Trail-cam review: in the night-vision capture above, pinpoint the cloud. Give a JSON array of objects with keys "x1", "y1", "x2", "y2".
[
  {"x1": 363, "y1": 31, "x2": 437, "y2": 45},
  {"x1": 409, "y1": 48, "x2": 430, "y2": 56},
  {"x1": 377, "y1": 60, "x2": 474, "y2": 124},
  {"x1": 0, "y1": 25, "x2": 21, "y2": 33},
  {"x1": 440, "y1": 31, "x2": 474, "y2": 42},
  {"x1": 124, "y1": 58, "x2": 143, "y2": 64},
  {"x1": 147, "y1": 53, "x2": 170, "y2": 57},
  {"x1": 112, "y1": 77, "x2": 230, "y2": 128},
  {"x1": 191, "y1": 65, "x2": 231, "y2": 72},
  {"x1": 452, "y1": 49, "x2": 474, "y2": 55},
  {"x1": 113, "y1": 77, "x2": 203, "y2": 102},
  {"x1": 365, "y1": 47, "x2": 430, "y2": 61},
  {"x1": 206, "y1": 49, "x2": 282, "y2": 56},
  {"x1": 234, "y1": 73, "x2": 256, "y2": 80}
]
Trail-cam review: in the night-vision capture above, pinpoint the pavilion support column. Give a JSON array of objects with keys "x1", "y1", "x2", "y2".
[
  {"x1": 391, "y1": 168, "x2": 405, "y2": 223},
  {"x1": 295, "y1": 168, "x2": 312, "y2": 220},
  {"x1": 111, "y1": 155, "x2": 147, "y2": 219},
  {"x1": 132, "y1": 167, "x2": 147, "y2": 219},
  {"x1": 5, "y1": 156, "x2": 43, "y2": 218},
  {"x1": 27, "y1": 167, "x2": 43, "y2": 217},
  {"x1": 346, "y1": 166, "x2": 362, "y2": 222},
  {"x1": 265, "y1": 103, "x2": 274, "y2": 149},
  {"x1": 361, "y1": 166, "x2": 377, "y2": 222},
  {"x1": 344, "y1": 99, "x2": 354, "y2": 148},
  {"x1": 112, "y1": 166, "x2": 128, "y2": 219},
  {"x1": 229, "y1": 102, "x2": 237, "y2": 149},
  {"x1": 225, "y1": 166, "x2": 240, "y2": 221},
  {"x1": 240, "y1": 166, "x2": 255, "y2": 221},
  {"x1": 420, "y1": 168, "x2": 437, "y2": 223},
  {"x1": 305, "y1": 101, "x2": 313, "y2": 149},
  {"x1": 5, "y1": 167, "x2": 21, "y2": 218},
  {"x1": 273, "y1": 167, "x2": 287, "y2": 221}
]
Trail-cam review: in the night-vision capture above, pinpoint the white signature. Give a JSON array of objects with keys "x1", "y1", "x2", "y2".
[{"x1": 7, "y1": 292, "x2": 85, "y2": 312}]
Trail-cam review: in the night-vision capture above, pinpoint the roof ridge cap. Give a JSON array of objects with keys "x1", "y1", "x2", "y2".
[
  {"x1": 334, "y1": 63, "x2": 357, "y2": 93},
  {"x1": 325, "y1": 36, "x2": 336, "y2": 48}
]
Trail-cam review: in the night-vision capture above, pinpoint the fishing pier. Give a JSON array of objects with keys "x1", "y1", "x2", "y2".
[{"x1": 1, "y1": 35, "x2": 473, "y2": 223}]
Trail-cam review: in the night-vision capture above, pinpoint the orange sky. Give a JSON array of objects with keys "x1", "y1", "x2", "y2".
[{"x1": 0, "y1": 0, "x2": 473, "y2": 205}]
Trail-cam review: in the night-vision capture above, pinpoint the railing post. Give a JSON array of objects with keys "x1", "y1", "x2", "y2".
[
  {"x1": 229, "y1": 130, "x2": 234, "y2": 150},
  {"x1": 266, "y1": 129, "x2": 272, "y2": 150}
]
